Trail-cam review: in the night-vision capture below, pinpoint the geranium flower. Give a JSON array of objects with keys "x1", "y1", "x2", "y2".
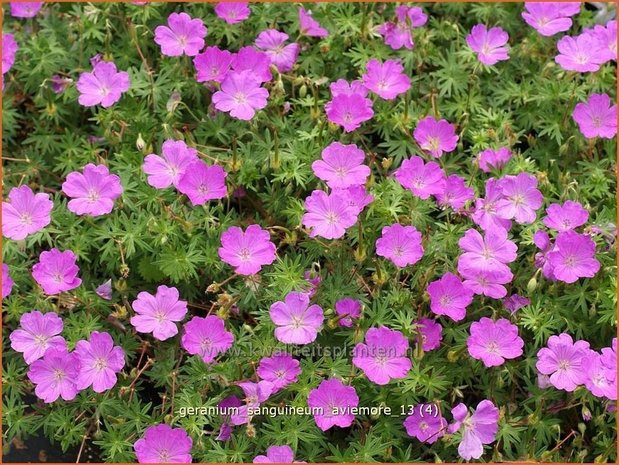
[
  {"x1": 546, "y1": 230, "x2": 600, "y2": 283},
  {"x1": 154, "y1": 12, "x2": 207, "y2": 57},
  {"x1": 232, "y1": 46, "x2": 272, "y2": 82},
  {"x1": 325, "y1": 93, "x2": 374, "y2": 132},
  {"x1": 193, "y1": 46, "x2": 235, "y2": 83},
  {"x1": 255, "y1": 29, "x2": 300, "y2": 73},
  {"x1": 334, "y1": 298, "x2": 362, "y2": 327},
  {"x1": 394, "y1": 156, "x2": 446, "y2": 199},
  {"x1": 472, "y1": 178, "x2": 512, "y2": 232},
  {"x1": 435, "y1": 174, "x2": 475, "y2": 210},
  {"x1": 496, "y1": 172, "x2": 543, "y2": 224},
  {"x1": 299, "y1": 7, "x2": 328, "y2": 38},
  {"x1": 257, "y1": 352, "x2": 301, "y2": 392},
  {"x1": 214, "y1": 2, "x2": 250, "y2": 24},
  {"x1": 542, "y1": 200, "x2": 589, "y2": 231},
  {"x1": 572, "y1": 93, "x2": 617, "y2": 139},
  {"x1": 521, "y1": 2, "x2": 574, "y2": 37},
  {"x1": 448, "y1": 400, "x2": 499, "y2": 460},
  {"x1": 362, "y1": 59, "x2": 410, "y2": 100},
  {"x1": 130, "y1": 285, "x2": 188, "y2": 341},
  {"x1": 133, "y1": 424, "x2": 193, "y2": 463},
  {"x1": 413, "y1": 116, "x2": 459, "y2": 158},
  {"x1": 75, "y1": 331, "x2": 125, "y2": 393},
  {"x1": 427, "y1": 272, "x2": 474, "y2": 321},
  {"x1": 27, "y1": 348, "x2": 80, "y2": 403},
  {"x1": 307, "y1": 378, "x2": 359, "y2": 431},
  {"x1": 62, "y1": 164, "x2": 123, "y2": 217},
  {"x1": 95, "y1": 279, "x2": 113, "y2": 300},
  {"x1": 2, "y1": 185, "x2": 53, "y2": 240},
  {"x1": 536, "y1": 333, "x2": 590, "y2": 391},
  {"x1": 76, "y1": 61, "x2": 130, "y2": 108},
  {"x1": 403, "y1": 404, "x2": 447, "y2": 444},
  {"x1": 460, "y1": 266, "x2": 513, "y2": 299},
  {"x1": 333, "y1": 185, "x2": 374, "y2": 215},
  {"x1": 503, "y1": 294, "x2": 531, "y2": 314},
  {"x1": 311, "y1": 142, "x2": 370, "y2": 189},
  {"x1": 466, "y1": 24, "x2": 509, "y2": 65},
  {"x1": 302, "y1": 190, "x2": 358, "y2": 239},
  {"x1": 583, "y1": 350, "x2": 616, "y2": 400},
  {"x1": 218, "y1": 224, "x2": 277, "y2": 275},
  {"x1": 353, "y1": 327, "x2": 411, "y2": 385},
  {"x1": 415, "y1": 318, "x2": 443, "y2": 352},
  {"x1": 2, "y1": 33, "x2": 18, "y2": 75},
  {"x1": 177, "y1": 160, "x2": 227, "y2": 206},
  {"x1": 143, "y1": 139, "x2": 199, "y2": 189},
  {"x1": 375, "y1": 223, "x2": 424, "y2": 268},
  {"x1": 9, "y1": 311, "x2": 66, "y2": 364},
  {"x1": 555, "y1": 34, "x2": 607, "y2": 73},
  {"x1": 457, "y1": 227, "x2": 517, "y2": 275},
  {"x1": 10, "y1": 2, "x2": 43, "y2": 18},
  {"x1": 230, "y1": 380, "x2": 274, "y2": 426},
  {"x1": 212, "y1": 70, "x2": 269, "y2": 120},
  {"x1": 378, "y1": 6, "x2": 427, "y2": 50},
  {"x1": 32, "y1": 249, "x2": 82, "y2": 295},
  {"x1": 477, "y1": 147, "x2": 512, "y2": 173},
  {"x1": 269, "y1": 291, "x2": 324, "y2": 344},
  {"x1": 216, "y1": 395, "x2": 242, "y2": 441},
  {"x1": 181, "y1": 316, "x2": 234, "y2": 364},
  {"x1": 584, "y1": 20, "x2": 617, "y2": 64},
  {"x1": 254, "y1": 445, "x2": 298, "y2": 463},
  {"x1": 329, "y1": 79, "x2": 368, "y2": 98},
  {"x1": 2, "y1": 264, "x2": 14, "y2": 299},
  {"x1": 467, "y1": 318, "x2": 524, "y2": 367}
]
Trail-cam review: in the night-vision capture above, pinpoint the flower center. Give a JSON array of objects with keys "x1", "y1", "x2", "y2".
[
  {"x1": 575, "y1": 53, "x2": 589, "y2": 65},
  {"x1": 211, "y1": 66, "x2": 220, "y2": 77},
  {"x1": 201, "y1": 338, "x2": 212, "y2": 350},
  {"x1": 99, "y1": 86, "x2": 110, "y2": 97},
  {"x1": 53, "y1": 368, "x2": 65, "y2": 381},
  {"x1": 238, "y1": 248, "x2": 252, "y2": 262},
  {"x1": 52, "y1": 273, "x2": 64, "y2": 283},
  {"x1": 198, "y1": 184, "x2": 209, "y2": 195},
  {"x1": 377, "y1": 80, "x2": 388, "y2": 91},
  {"x1": 486, "y1": 341, "x2": 500, "y2": 354},
  {"x1": 290, "y1": 316, "x2": 304, "y2": 329},
  {"x1": 393, "y1": 246, "x2": 405, "y2": 257},
  {"x1": 325, "y1": 211, "x2": 339, "y2": 225},
  {"x1": 177, "y1": 35, "x2": 188, "y2": 48},
  {"x1": 94, "y1": 357, "x2": 108, "y2": 371},
  {"x1": 34, "y1": 334, "x2": 50, "y2": 347},
  {"x1": 20, "y1": 212, "x2": 33, "y2": 225},
  {"x1": 419, "y1": 421, "x2": 429, "y2": 432},
  {"x1": 558, "y1": 359, "x2": 571, "y2": 371},
  {"x1": 343, "y1": 112, "x2": 353, "y2": 123},
  {"x1": 481, "y1": 247, "x2": 493, "y2": 260},
  {"x1": 592, "y1": 116, "x2": 602, "y2": 128},
  {"x1": 154, "y1": 310, "x2": 167, "y2": 322},
  {"x1": 87, "y1": 189, "x2": 100, "y2": 202},
  {"x1": 374, "y1": 354, "x2": 388, "y2": 366},
  {"x1": 439, "y1": 295, "x2": 452, "y2": 307},
  {"x1": 234, "y1": 92, "x2": 248, "y2": 105},
  {"x1": 335, "y1": 167, "x2": 347, "y2": 178},
  {"x1": 511, "y1": 193, "x2": 525, "y2": 206},
  {"x1": 158, "y1": 449, "x2": 171, "y2": 462},
  {"x1": 275, "y1": 369, "x2": 285, "y2": 379},
  {"x1": 564, "y1": 254, "x2": 577, "y2": 267},
  {"x1": 427, "y1": 137, "x2": 440, "y2": 152}
]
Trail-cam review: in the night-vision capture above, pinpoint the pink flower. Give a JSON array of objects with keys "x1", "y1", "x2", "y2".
[
  {"x1": 536, "y1": 333, "x2": 590, "y2": 391},
  {"x1": 584, "y1": 20, "x2": 617, "y2": 64},
  {"x1": 460, "y1": 267, "x2": 513, "y2": 299},
  {"x1": 375, "y1": 223, "x2": 424, "y2": 268},
  {"x1": 307, "y1": 378, "x2": 359, "y2": 431},
  {"x1": 547, "y1": 231, "x2": 600, "y2": 283},
  {"x1": 555, "y1": 34, "x2": 607, "y2": 73},
  {"x1": 255, "y1": 29, "x2": 300, "y2": 73},
  {"x1": 583, "y1": 350, "x2": 616, "y2": 400},
  {"x1": 257, "y1": 352, "x2": 301, "y2": 391},
  {"x1": 181, "y1": 315, "x2": 234, "y2": 364},
  {"x1": 212, "y1": 70, "x2": 269, "y2": 121},
  {"x1": 76, "y1": 61, "x2": 130, "y2": 108},
  {"x1": 75, "y1": 331, "x2": 125, "y2": 393},
  {"x1": 413, "y1": 116, "x2": 459, "y2": 158},
  {"x1": 472, "y1": 178, "x2": 512, "y2": 232},
  {"x1": 572, "y1": 93, "x2": 617, "y2": 139},
  {"x1": 362, "y1": 59, "x2": 410, "y2": 100},
  {"x1": 218, "y1": 224, "x2": 277, "y2": 275},
  {"x1": 229, "y1": 380, "x2": 274, "y2": 426},
  {"x1": 62, "y1": 164, "x2": 123, "y2": 217},
  {"x1": 299, "y1": 7, "x2": 328, "y2": 38},
  {"x1": 27, "y1": 348, "x2": 80, "y2": 403},
  {"x1": 394, "y1": 156, "x2": 446, "y2": 199},
  {"x1": 2, "y1": 185, "x2": 53, "y2": 240},
  {"x1": 427, "y1": 272, "x2": 474, "y2": 321},
  {"x1": 302, "y1": 190, "x2": 358, "y2": 239},
  {"x1": 254, "y1": 445, "x2": 298, "y2": 463},
  {"x1": 503, "y1": 294, "x2": 530, "y2": 314},
  {"x1": 96, "y1": 279, "x2": 113, "y2": 300},
  {"x1": 143, "y1": 139, "x2": 199, "y2": 189},
  {"x1": 403, "y1": 404, "x2": 447, "y2": 444},
  {"x1": 477, "y1": 147, "x2": 512, "y2": 173},
  {"x1": 311, "y1": 142, "x2": 370, "y2": 189},
  {"x1": 449, "y1": 400, "x2": 499, "y2": 460},
  {"x1": 466, "y1": 24, "x2": 509, "y2": 65},
  {"x1": 457, "y1": 227, "x2": 517, "y2": 274},
  {"x1": 130, "y1": 285, "x2": 188, "y2": 341},
  {"x1": 133, "y1": 424, "x2": 193, "y2": 463},
  {"x1": 378, "y1": 6, "x2": 427, "y2": 50},
  {"x1": 232, "y1": 47, "x2": 272, "y2": 83},
  {"x1": 325, "y1": 93, "x2": 374, "y2": 132},
  {"x1": 214, "y1": 2, "x2": 250, "y2": 25},
  {"x1": 353, "y1": 327, "x2": 412, "y2": 385},
  {"x1": 467, "y1": 318, "x2": 524, "y2": 367},
  {"x1": 542, "y1": 200, "x2": 589, "y2": 231},
  {"x1": 9, "y1": 311, "x2": 66, "y2": 364},
  {"x1": 496, "y1": 173, "x2": 543, "y2": 224},
  {"x1": 2, "y1": 33, "x2": 18, "y2": 75},
  {"x1": 269, "y1": 291, "x2": 324, "y2": 344},
  {"x1": 154, "y1": 12, "x2": 207, "y2": 57},
  {"x1": 216, "y1": 395, "x2": 242, "y2": 441},
  {"x1": 333, "y1": 185, "x2": 374, "y2": 215},
  {"x1": 521, "y1": 3, "x2": 575, "y2": 37},
  {"x1": 329, "y1": 79, "x2": 368, "y2": 98},
  {"x1": 416, "y1": 318, "x2": 442, "y2": 352},
  {"x1": 2, "y1": 264, "x2": 14, "y2": 299},
  {"x1": 193, "y1": 46, "x2": 235, "y2": 83},
  {"x1": 335, "y1": 298, "x2": 362, "y2": 327},
  {"x1": 32, "y1": 249, "x2": 82, "y2": 295},
  {"x1": 435, "y1": 174, "x2": 475, "y2": 210},
  {"x1": 177, "y1": 160, "x2": 227, "y2": 206},
  {"x1": 10, "y1": 2, "x2": 43, "y2": 18}
]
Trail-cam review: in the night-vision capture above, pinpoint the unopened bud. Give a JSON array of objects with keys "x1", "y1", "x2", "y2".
[{"x1": 136, "y1": 133, "x2": 145, "y2": 151}]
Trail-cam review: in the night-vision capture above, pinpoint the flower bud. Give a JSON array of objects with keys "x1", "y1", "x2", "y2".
[{"x1": 136, "y1": 133, "x2": 145, "y2": 151}]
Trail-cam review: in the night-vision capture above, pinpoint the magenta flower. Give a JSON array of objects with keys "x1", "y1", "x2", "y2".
[
  {"x1": 214, "y1": 2, "x2": 250, "y2": 25},
  {"x1": 257, "y1": 352, "x2": 301, "y2": 391},
  {"x1": 436, "y1": 174, "x2": 475, "y2": 210},
  {"x1": 95, "y1": 279, "x2": 113, "y2": 300},
  {"x1": 269, "y1": 291, "x2": 324, "y2": 345},
  {"x1": 427, "y1": 272, "x2": 474, "y2": 321},
  {"x1": 352, "y1": 327, "x2": 412, "y2": 385},
  {"x1": 547, "y1": 231, "x2": 600, "y2": 283},
  {"x1": 585, "y1": 20, "x2": 617, "y2": 64},
  {"x1": 75, "y1": 331, "x2": 125, "y2": 393},
  {"x1": 466, "y1": 24, "x2": 509, "y2": 65},
  {"x1": 2, "y1": 264, "x2": 14, "y2": 299},
  {"x1": 536, "y1": 333, "x2": 590, "y2": 391},
  {"x1": 503, "y1": 294, "x2": 530, "y2": 314},
  {"x1": 9, "y1": 311, "x2": 66, "y2": 364},
  {"x1": 335, "y1": 298, "x2": 362, "y2": 328},
  {"x1": 232, "y1": 47, "x2": 272, "y2": 83},
  {"x1": 62, "y1": 164, "x2": 123, "y2": 217},
  {"x1": 448, "y1": 400, "x2": 499, "y2": 460},
  {"x1": 477, "y1": 148, "x2": 512, "y2": 173},
  {"x1": 572, "y1": 93, "x2": 617, "y2": 139},
  {"x1": 50, "y1": 75, "x2": 72, "y2": 94},
  {"x1": 154, "y1": 12, "x2": 207, "y2": 57},
  {"x1": 555, "y1": 34, "x2": 607, "y2": 73},
  {"x1": 218, "y1": 224, "x2": 277, "y2": 275},
  {"x1": 413, "y1": 116, "x2": 458, "y2": 158},
  {"x1": 329, "y1": 79, "x2": 368, "y2": 98},
  {"x1": 378, "y1": 6, "x2": 427, "y2": 50},
  {"x1": 472, "y1": 178, "x2": 512, "y2": 232},
  {"x1": 76, "y1": 61, "x2": 130, "y2": 108},
  {"x1": 467, "y1": 318, "x2": 524, "y2": 367},
  {"x1": 254, "y1": 445, "x2": 297, "y2": 463},
  {"x1": 32, "y1": 249, "x2": 81, "y2": 295},
  {"x1": 583, "y1": 351, "x2": 616, "y2": 400},
  {"x1": 522, "y1": 3, "x2": 576, "y2": 37},
  {"x1": 143, "y1": 139, "x2": 199, "y2": 189},
  {"x1": 212, "y1": 70, "x2": 269, "y2": 121},
  {"x1": 299, "y1": 7, "x2": 328, "y2": 38},
  {"x1": 325, "y1": 93, "x2": 374, "y2": 132},
  {"x1": 362, "y1": 59, "x2": 410, "y2": 100},
  {"x1": 134, "y1": 424, "x2": 192, "y2": 463},
  {"x1": 460, "y1": 267, "x2": 513, "y2": 299},
  {"x1": 177, "y1": 161, "x2": 227, "y2": 206},
  {"x1": 302, "y1": 190, "x2": 358, "y2": 239},
  {"x1": 27, "y1": 348, "x2": 80, "y2": 403},
  {"x1": 216, "y1": 395, "x2": 242, "y2": 441},
  {"x1": 375, "y1": 224, "x2": 424, "y2": 268},
  {"x1": 181, "y1": 316, "x2": 234, "y2": 364},
  {"x1": 543, "y1": 200, "x2": 589, "y2": 231},
  {"x1": 131, "y1": 285, "x2": 188, "y2": 341},
  {"x1": 394, "y1": 156, "x2": 446, "y2": 199},
  {"x1": 2, "y1": 185, "x2": 53, "y2": 240},
  {"x1": 333, "y1": 185, "x2": 374, "y2": 215},
  {"x1": 255, "y1": 29, "x2": 300, "y2": 73},
  {"x1": 2, "y1": 33, "x2": 18, "y2": 75},
  {"x1": 193, "y1": 46, "x2": 235, "y2": 83},
  {"x1": 10, "y1": 2, "x2": 43, "y2": 18},
  {"x1": 230, "y1": 380, "x2": 274, "y2": 426},
  {"x1": 311, "y1": 142, "x2": 370, "y2": 189},
  {"x1": 496, "y1": 173, "x2": 543, "y2": 224},
  {"x1": 416, "y1": 318, "x2": 443, "y2": 352},
  {"x1": 403, "y1": 404, "x2": 447, "y2": 444},
  {"x1": 307, "y1": 378, "x2": 359, "y2": 431},
  {"x1": 457, "y1": 227, "x2": 517, "y2": 274}
]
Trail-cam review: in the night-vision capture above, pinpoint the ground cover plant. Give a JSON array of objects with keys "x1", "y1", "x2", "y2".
[{"x1": 1, "y1": 1, "x2": 617, "y2": 463}]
